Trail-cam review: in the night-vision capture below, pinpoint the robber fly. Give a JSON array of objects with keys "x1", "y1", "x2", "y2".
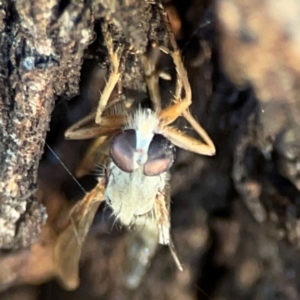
[{"x1": 53, "y1": 3, "x2": 215, "y2": 290}]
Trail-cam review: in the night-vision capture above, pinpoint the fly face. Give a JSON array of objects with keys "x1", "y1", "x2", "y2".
[{"x1": 105, "y1": 108, "x2": 175, "y2": 227}]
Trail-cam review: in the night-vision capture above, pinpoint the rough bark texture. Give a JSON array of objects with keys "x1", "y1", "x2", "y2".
[
  {"x1": 1, "y1": 0, "x2": 300, "y2": 299},
  {"x1": 0, "y1": 0, "x2": 94, "y2": 248}
]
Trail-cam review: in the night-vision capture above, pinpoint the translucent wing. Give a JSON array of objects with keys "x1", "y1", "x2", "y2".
[
  {"x1": 125, "y1": 184, "x2": 182, "y2": 290},
  {"x1": 125, "y1": 216, "x2": 159, "y2": 290},
  {"x1": 53, "y1": 180, "x2": 105, "y2": 290}
]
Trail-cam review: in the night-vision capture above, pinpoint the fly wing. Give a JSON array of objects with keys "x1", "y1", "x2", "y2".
[
  {"x1": 75, "y1": 136, "x2": 110, "y2": 178},
  {"x1": 53, "y1": 180, "x2": 105, "y2": 290},
  {"x1": 125, "y1": 215, "x2": 159, "y2": 290}
]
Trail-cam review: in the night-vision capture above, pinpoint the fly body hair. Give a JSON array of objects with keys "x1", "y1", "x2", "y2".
[
  {"x1": 92, "y1": 162, "x2": 107, "y2": 178},
  {"x1": 125, "y1": 107, "x2": 161, "y2": 134}
]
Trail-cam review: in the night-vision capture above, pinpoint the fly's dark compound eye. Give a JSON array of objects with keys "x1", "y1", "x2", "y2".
[
  {"x1": 144, "y1": 134, "x2": 175, "y2": 176},
  {"x1": 110, "y1": 129, "x2": 136, "y2": 173}
]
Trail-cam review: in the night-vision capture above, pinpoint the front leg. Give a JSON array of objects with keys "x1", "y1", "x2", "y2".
[
  {"x1": 142, "y1": 45, "x2": 172, "y2": 112},
  {"x1": 95, "y1": 22, "x2": 125, "y2": 125},
  {"x1": 154, "y1": 2, "x2": 192, "y2": 125},
  {"x1": 162, "y1": 112, "x2": 216, "y2": 156}
]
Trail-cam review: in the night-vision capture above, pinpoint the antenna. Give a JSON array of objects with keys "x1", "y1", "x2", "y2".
[{"x1": 45, "y1": 143, "x2": 87, "y2": 195}]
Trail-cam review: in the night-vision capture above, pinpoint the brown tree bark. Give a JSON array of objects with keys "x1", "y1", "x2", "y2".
[{"x1": 0, "y1": 0, "x2": 95, "y2": 249}]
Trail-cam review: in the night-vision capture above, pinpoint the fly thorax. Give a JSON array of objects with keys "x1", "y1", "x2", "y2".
[{"x1": 104, "y1": 161, "x2": 167, "y2": 226}]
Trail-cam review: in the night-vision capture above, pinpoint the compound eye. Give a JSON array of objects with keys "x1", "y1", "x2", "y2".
[
  {"x1": 144, "y1": 134, "x2": 175, "y2": 176},
  {"x1": 109, "y1": 129, "x2": 136, "y2": 173}
]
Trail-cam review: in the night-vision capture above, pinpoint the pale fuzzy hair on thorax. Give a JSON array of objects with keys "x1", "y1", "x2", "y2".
[{"x1": 125, "y1": 108, "x2": 160, "y2": 135}]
